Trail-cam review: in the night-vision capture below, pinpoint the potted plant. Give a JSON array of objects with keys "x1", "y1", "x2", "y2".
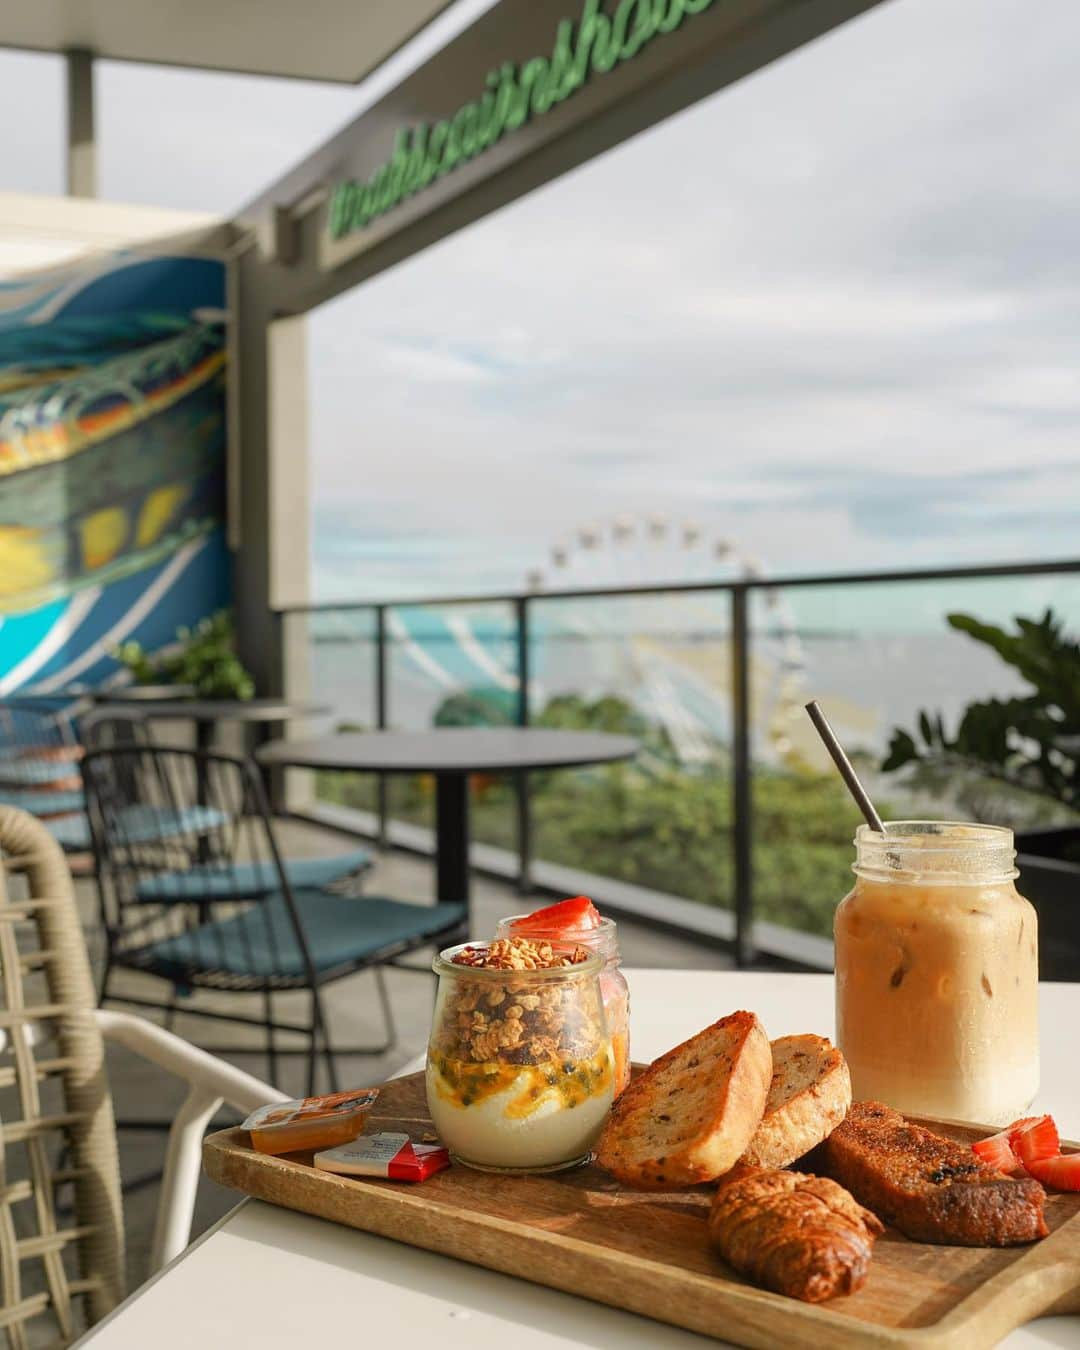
[
  {"x1": 882, "y1": 608, "x2": 1080, "y2": 979},
  {"x1": 113, "y1": 610, "x2": 256, "y2": 700}
]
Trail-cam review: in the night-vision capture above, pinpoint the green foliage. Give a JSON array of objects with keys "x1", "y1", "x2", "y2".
[
  {"x1": 535, "y1": 692, "x2": 679, "y2": 764},
  {"x1": 433, "y1": 687, "x2": 516, "y2": 727},
  {"x1": 527, "y1": 766, "x2": 862, "y2": 934},
  {"x1": 315, "y1": 760, "x2": 863, "y2": 938},
  {"x1": 316, "y1": 685, "x2": 871, "y2": 938},
  {"x1": 113, "y1": 610, "x2": 256, "y2": 701},
  {"x1": 316, "y1": 735, "x2": 865, "y2": 942},
  {"x1": 535, "y1": 693, "x2": 649, "y2": 737},
  {"x1": 883, "y1": 609, "x2": 1080, "y2": 812}
]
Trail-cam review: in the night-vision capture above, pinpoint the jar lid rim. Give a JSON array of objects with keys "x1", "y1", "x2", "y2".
[{"x1": 855, "y1": 820, "x2": 1015, "y2": 847}]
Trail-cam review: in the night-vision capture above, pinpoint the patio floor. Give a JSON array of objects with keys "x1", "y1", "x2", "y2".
[{"x1": 87, "y1": 816, "x2": 734, "y2": 1291}]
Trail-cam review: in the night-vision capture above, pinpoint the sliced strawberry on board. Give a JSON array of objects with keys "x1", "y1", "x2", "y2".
[
  {"x1": 1023, "y1": 1153, "x2": 1080, "y2": 1192},
  {"x1": 972, "y1": 1128, "x2": 1020, "y2": 1173},
  {"x1": 1011, "y1": 1115, "x2": 1061, "y2": 1167},
  {"x1": 1004, "y1": 1116, "x2": 1041, "y2": 1137},
  {"x1": 511, "y1": 896, "x2": 602, "y2": 934}
]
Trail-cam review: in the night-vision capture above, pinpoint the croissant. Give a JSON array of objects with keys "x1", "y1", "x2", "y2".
[{"x1": 708, "y1": 1168, "x2": 883, "y2": 1303}]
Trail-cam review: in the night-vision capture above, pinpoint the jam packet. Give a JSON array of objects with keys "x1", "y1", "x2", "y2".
[
  {"x1": 314, "y1": 1132, "x2": 450, "y2": 1182},
  {"x1": 244, "y1": 1088, "x2": 379, "y2": 1155}
]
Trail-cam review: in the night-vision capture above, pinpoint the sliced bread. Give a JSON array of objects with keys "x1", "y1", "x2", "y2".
[
  {"x1": 594, "y1": 1011, "x2": 772, "y2": 1189},
  {"x1": 739, "y1": 1034, "x2": 851, "y2": 1170}
]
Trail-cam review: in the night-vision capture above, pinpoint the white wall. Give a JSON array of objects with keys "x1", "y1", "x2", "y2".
[{"x1": 0, "y1": 192, "x2": 227, "y2": 277}]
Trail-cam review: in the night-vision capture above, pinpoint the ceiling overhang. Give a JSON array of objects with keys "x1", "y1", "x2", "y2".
[{"x1": 0, "y1": 0, "x2": 455, "y2": 83}]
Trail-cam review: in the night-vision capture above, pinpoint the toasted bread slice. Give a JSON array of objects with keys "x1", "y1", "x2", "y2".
[
  {"x1": 740, "y1": 1034, "x2": 852, "y2": 1170},
  {"x1": 595, "y1": 1011, "x2": 771, "y2": 1189},
  {"x1": 822, "y1": 1101, "x2": 1047, "y2": 1245}
]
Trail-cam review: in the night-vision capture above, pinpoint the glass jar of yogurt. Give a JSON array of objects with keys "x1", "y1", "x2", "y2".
[
  {"x1": 495, "y1": 915, "x2": 630, "y2": 1097},
  {"x1": 835, "y1": 822, "x2": 1039, "y2": 1125},
  {"x1": 426, "y1": 938, "x2": 615, "y2": 1173}
]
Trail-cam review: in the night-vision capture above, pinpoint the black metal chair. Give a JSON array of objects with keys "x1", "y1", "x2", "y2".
[
  {"x1": 80, "y1": 707, "x2": 375, "y2": 898},
  {"x1": 81, "y1": 744, "x2": 467, "y2": 1091}
]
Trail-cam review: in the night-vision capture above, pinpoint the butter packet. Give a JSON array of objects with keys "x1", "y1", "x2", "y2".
[
  {"x1": 244, "y1": 1088, "x2": 379, "y2": 1155},
  {"x1": 314, "y1": 1131, "x2": 450, "y2": 1182}
]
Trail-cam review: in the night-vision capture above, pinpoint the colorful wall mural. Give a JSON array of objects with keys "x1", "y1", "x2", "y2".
[{"x1": 0, "y1": 250, "x2": 230, "y2": 694}]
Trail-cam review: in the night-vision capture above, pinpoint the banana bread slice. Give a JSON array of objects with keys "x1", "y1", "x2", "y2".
[{"x1": 820, "y1": 1101, "x2": 1047, "y2": 1246}]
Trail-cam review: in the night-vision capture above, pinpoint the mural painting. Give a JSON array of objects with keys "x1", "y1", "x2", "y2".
[{"x1": 0, "y1": 250, "x2": 230, "y2": 693}]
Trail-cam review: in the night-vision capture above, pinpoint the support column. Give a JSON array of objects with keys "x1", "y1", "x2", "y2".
[
  {"x1": 232, "y1": 267, "x2": 278, "y2": 695},
  {"x1": 65, "y1": 49, "x2": 96, "y2": 198},
  {"x1": 232, "y1": 255, "x2": 312, "y2": 700},
  {"x1": 731, "y1": 586, "x2": 754, "y2": 969}
]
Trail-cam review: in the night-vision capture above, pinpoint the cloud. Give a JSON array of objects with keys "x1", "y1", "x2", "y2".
[
  {"x1": 300, "y1": 0, "x2": 1080, "y2": 593},
  {"x1": 2, "y1": 0, "x2": 1077, "y2": 600}
]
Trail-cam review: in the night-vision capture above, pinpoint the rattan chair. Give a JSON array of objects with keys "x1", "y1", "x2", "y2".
[{"x1": 0, "y1": 806, "x2": 284, "y2": 1347}]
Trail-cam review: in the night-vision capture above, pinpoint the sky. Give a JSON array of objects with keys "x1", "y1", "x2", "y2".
[{"x1": 2, "y1": 0, "x2": 1079, "y2": 602}]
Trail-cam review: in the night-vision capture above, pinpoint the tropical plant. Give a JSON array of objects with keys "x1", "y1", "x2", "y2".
[
  {"x1": 433, "y1": 687, "x2": 516, "y2": 727},
  {"x1": 882, "y1": 609, "x2": 1080, "y2": 814},
  {"x1": 113, "y1": 610, "x2": 256, "y2": 700},
  {"x1": 534, "y1": 692, "x2": 678, "y2": 763}
]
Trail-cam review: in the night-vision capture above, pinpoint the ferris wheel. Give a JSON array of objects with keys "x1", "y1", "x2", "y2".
[{"x1": 525, "y1": 514, "x2": 806, "y2": 766}]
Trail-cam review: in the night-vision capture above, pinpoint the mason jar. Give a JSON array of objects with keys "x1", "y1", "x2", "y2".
[
  {"x1": 835, "y1": 822, "x2": 1039, "y2": 1125},
  {"x1": 496, "y1": 915, "x2": 630, "y2": 1097},
  {"x1": 426, "y1": 942, "x2": 614, "y2": 1173}
]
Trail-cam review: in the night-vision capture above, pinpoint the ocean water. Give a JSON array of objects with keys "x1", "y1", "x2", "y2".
[{"x1": 305, "y1": 605, "x2": 1046, "y2": 766}]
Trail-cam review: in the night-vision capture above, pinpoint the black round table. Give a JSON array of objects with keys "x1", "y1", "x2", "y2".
[
  {"x1": 97, "y1": 697, "x2": 329, "y2": 752},
  {"x1": 94, "y1": 684, "x2": 198, "y2": 703},
  {"x1": 256, "y1": 728, "x2": 639, "y2": 905}
]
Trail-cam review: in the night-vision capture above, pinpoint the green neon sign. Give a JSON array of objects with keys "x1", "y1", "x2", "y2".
[{"x1": 328, "y1": 0, "x2": 717, "y2": 241}]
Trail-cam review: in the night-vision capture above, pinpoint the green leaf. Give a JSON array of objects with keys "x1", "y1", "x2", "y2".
[
  {"x1": 881, "y1": 729, "x2": 919, "y2": 772},
  {"x1": 887, "y1": 607, "x2": 1080, "y2": 810}
]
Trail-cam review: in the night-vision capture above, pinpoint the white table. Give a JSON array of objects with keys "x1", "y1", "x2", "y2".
[{"x1": 79, "y1": 972, "x2": 1080, "y2": 1349}]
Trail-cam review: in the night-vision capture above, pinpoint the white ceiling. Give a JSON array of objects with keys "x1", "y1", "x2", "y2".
[
  {"x1": 0, "y1": 0, "x2": 454, "y2": 83},
  {"x1": 0, "y1": 193, "x2": 224, "y2": 277}
]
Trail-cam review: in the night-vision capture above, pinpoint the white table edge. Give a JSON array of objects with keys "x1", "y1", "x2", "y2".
[{"x1": 76, "y1": 970, "x2": 1080, "y2": 1349}]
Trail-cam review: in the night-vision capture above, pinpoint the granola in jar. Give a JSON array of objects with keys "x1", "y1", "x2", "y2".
[
  {"x1": 495, "y1": 914, "x2": 631, "y2": 1097},
  {"x1": 426, "y1": 938, "x2": 614, "y2": 1172}
]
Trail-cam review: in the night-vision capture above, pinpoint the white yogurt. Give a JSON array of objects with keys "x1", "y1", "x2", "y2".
[{"x1": 426, "y1": 1056, "x2": 613, "y2": 1171}]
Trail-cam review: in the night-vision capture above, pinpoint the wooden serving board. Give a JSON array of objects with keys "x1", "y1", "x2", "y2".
[{"x1": 203, "y1": 1072, "x2": 1080, "y2": 1349}]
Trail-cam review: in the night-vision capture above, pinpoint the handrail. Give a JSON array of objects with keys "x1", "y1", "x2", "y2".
[{"x1": 277, "y1": 555, "x2": 1080, "y2": 614}]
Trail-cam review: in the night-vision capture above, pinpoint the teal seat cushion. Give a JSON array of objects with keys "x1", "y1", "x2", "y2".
[
  {"x1": 134, "y1": 847, "x2": 373, "y2": 903},
  {"x1": 136, "y1": 893, "x2": 466, "y2": 981},
  {"x1": 44, "y1": 804, "x2": 226, "y2": 853},
  {"x1": 0, "y1": 758, "x2": 82, "y2": 787},
  {"x1": 0, "y1": 789, "x2": 84, "y2": 815},
  {"x1": 44, "y1": 813, "x2": 91, "y2": 851},
  {"x1": 111, "y1": 804, "x2": 227, "y2": 845}
]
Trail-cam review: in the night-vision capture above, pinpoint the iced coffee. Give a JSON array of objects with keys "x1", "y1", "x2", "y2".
[{"x1": 835, "y1": 822, "x2": 1038, "y2": 1126}]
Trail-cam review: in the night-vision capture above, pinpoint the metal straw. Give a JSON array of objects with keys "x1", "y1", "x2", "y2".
[{"x1": 804, "y1": 700, "x2": 886, "y2": 835}]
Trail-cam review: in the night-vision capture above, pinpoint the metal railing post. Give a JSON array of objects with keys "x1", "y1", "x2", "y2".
[
  {"x1": 515, "y1": 595, "x2": 532, "y2": 894},
  {"x1": 375, "y1": 604, "x2": 388, "y2": 848},
  {"x1": 732, "y1": 586, "x2": 755, "y2": 968}
]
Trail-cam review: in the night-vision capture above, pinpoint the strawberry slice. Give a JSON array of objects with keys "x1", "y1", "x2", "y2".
[
  {"x1": 1004, "y1": 1116, "x2": 1041, "y2": 1137},
  {"x1": 1011, "y1": 1115, "x2": 1060, "y2": 1167},
  {"x1": 972, "y1": 1127, "x2": 1020, "y2": 1173},
  {"x1": 511, "y1": 896, "x2": 602, "y2": 934},
  {"x1": 1023, "y1": 1153, "x2": 1080, "y2": 1192}
]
